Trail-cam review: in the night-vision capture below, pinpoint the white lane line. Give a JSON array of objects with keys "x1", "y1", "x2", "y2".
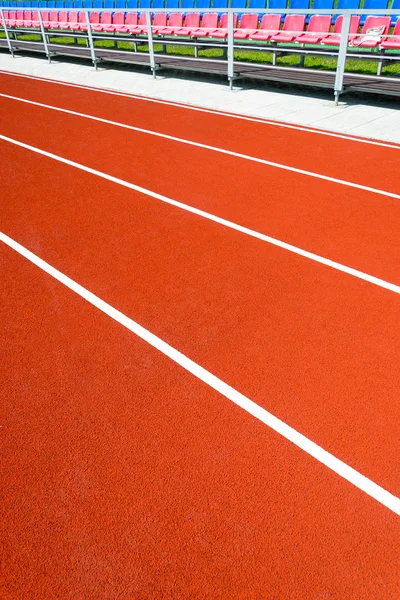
[
  {"x1": 1, "y1": 92, "x2": 400, "y2": 202},
  {"x1": 1, "y1": 69, "x2": 399, "y2": 151},
  {"x1": 2, "y1": 133, "x2": 400, "y2": 297},
  {"x1": 1, "y1": 230, "x2": 399, "y2": 515}
]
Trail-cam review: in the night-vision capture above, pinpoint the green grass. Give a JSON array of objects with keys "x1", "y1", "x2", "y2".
[{"x1": 1, "y1": 30, "x2": 400, "y2": 76}]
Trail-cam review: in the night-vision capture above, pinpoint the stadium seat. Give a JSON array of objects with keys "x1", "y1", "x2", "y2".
[
  {"x1": 312, "y1": 0, "x2": 333, "y2": 10},
  {"x1": 190, "y1": 12, "x2": 219, "y2": 36},
  {"x1": 295, "y1": 14, "x2": 331, "y2": 44},
  {"x1": 349, "y1": 15, "x2": 390, "y2": 47},
  {"x1": 127, "y1": 0, "x2": 138, "y2": 7},
  {"x1": 212, "y1": 0, "x2": 228, "y2": 7},
  {"x1": 18, "y1": 10, "x2": 32, "y2": 26},
  {"x1": 249, "y1": 0, "x2": 267, "y2": 12},
  {"x1": 24, "y1": 11, "x2": 40, "y2": 27},
  {"x1": 289, "y1": 0, "x2": 309, "y2": 10},
  {"x1": 233, "y1": 13, "x2": 259, "y2": 39},
  {"x1": 68, "y1": 11, "x2": 89, "y2": 29},
  {"x1": 53, "y1": 10, "x2": 68, "y2": 28},
  {"x1": 166, "y1": 0, "x2": 179, "y2": 9},
  {"x1": 104, "y1": 0, "x2": 114, "y2": 7},
  {"x1": 78, "y1": 10, "x2": 100, "y2": 30},
  {"x1": 103, "y1": 11, "x2": 125, "y2": 31},
  {"x1": 157, "y1": 12, "x2": 183, "y2": 33},
  {"x1": 230, "y1": 0, "x2": 246, "y2": 19},
  {"x1": 207, "y1": 12, "x2": 238, "y2": 37},
  {"x1": 196, "y1": 0, "x2": 212, "y2": 11},
  {"x1": 116, "y1": 11, "x2": 139, "y2": 31},
  {"x1": 249, "y1": 13, "x2": 281, "y2": 40},
  {"x1": 91, "y1": 11, "x2": 113, "y2": 31},
  {"x1": 14, "y1": 10, "x2": 25, "y2": 26},
  {"x1": 116, "y1": 0, "x2": 127, "y2": 7},
  {"x1": 380, "y1": 17, "x2": 400, "y2": 48},
  {"x1": 320, "y1": 15, "x2": 360, "y2": 45},
  {"x1": 268, "y1": 0, "x2": 287, "y2": 16},
  {"x1": 270, "y1": 14, "x2": 305, "y2": 42},
  {"x1": 42, "y1": 11, "x2": 59, "y2": 28},
  {"x1": 5, "y1": 10, "x2": 16, "y2": 26},
  {"x1": 332, "y1": 0, "x2": 360, "y2": 23},
  {"x1": 173, "y1": 12, "x2": 201, "y2": 35},
  {"x1": 359, "y1": 0, "x2": 388, "y2": 26},
  {"x1": 66, "y1": 0, "x2": 74, "y2": 7},
  {"x1": 181, "y1": 0, "x2": 195, "y2": 9}
]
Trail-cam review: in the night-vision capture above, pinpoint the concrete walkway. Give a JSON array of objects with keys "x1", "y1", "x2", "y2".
[{"x1": 1, "y1": 51, "x2": 400, "y2": 143}]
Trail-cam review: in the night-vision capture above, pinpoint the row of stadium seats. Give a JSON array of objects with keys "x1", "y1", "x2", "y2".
[{"x1": 2, "y1": 9, "x2": 399, "y2": 47}]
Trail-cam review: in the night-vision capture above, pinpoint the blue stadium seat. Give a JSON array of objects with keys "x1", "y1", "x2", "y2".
[
  {"x1": 55, "y1": 0, "x2": 64, "y2": 8},
  {"x1": 83, "y1": 0, "x2": 94, "y2": 7},
  {"x1": 127, "y1": 0, "x2": 138, "y2": 8},
  {"x1": 104, "y1": 0, "x2": 115, "y2": 7},
  {"x1": 93, "y1": 0, "x2": 103, "y2": 7},
  {"x1": 332, "y1": 0, "x2": 360, "y2": 23},
  {"x1": 196, "y1": 0, "x2": 211, "y2": 10},
  {"x1": 46, "y1": 1, "x2": 56, "y2": 7},
  {"x1": 212, "y1": 0, "x2": 228, "y2": 7},
  {"x1": 289, "y1": 0, "x2": 309, "y2": 10},
  {"x1": 359, "y1": 0, "x2": 388, "y2": 25},
  {"x1": 152, "y1": 0, "x2": 164, "y2": 7},
  {"x1": 249, "y1": 0, "x2": 266, "y2": 12},
  {"x1": 391, "y1": 0, "x2": 400, "y2": 26},
  {"x1": 74, "y1": 0, "x2": 84, "y2": 9},
  {"x1": 66, "y1": 0, "x2": 73, "y2": 7},
  {"x1": 312, "y1": 0, "x2": 333, "y2": 9},
  {"x1": 166, "y1": 0, "x2": 179, "y2": 9},
  {"x1": 181, "y1": 0, "x2": 195, "y2": 8},
  {"x1": 140, "y1": 0, "x2": 151, "y2": 8},
  {"x1": 23, "y1": 1, "x2": 32, "y2": 7},
  {"x1": 231, "y1": 0, "x2": 247, "y2": 19},
  {"x1": 115, "y1": 0, "x2": 126, "y2": 7},
  {"x1": 268, "y1": 0, "x2": 287, "y2": 15}
]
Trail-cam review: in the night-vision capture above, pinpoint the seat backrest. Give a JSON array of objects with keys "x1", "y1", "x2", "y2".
[
  {"x1": 231, "y1": 0, "x2": 246, "y2": 7},
  {"x1": 212, "y1": 0, "x2": 228, "y2": 7},
  {"x1": 139, "y1": 11, "x2": 147, "y2": 24},
  {"x1": 333, "y1": 14, "x2": 360, "y2": 33},
  {"x1": 312, "y1": 0, "x2": 333, "y2": 9},
  {"x1": 219, "y1": 12, "x2": 238, "y2": 27},
  {"x1": 140, "y1": 0, "x2": 151, "y2": 8},
  {"x1": 249, "y1": 0, "x2": 266, "y2": 8},
  {"x1": 336, "y1": 0, "x2": 360, "y2": 9},
  {"x1": 361, "y1": 15, "x2": 390, "y2": 33},
  {"x1": 79, "y1": 11, "x2": 87, "y2": 22},
  {"x1": 68, "y1": 10, "x2": 79, "y2": 22},
  {"x1": 168, "y1": 11, "x2": 183, "y2": 25},
  {"x1": 184, "y1": 12, "x2": 200, "y2": 26},
  {"x1": 23, "y1": 10, "x2": 32, "y2": 20},
  {"x1": 127, "y1": 0, "x2": 138, "y2": 7},
  {"x1": 282, "y1": 14, "x2": 305, "y2": 30},
  {"x1": 8, "y1": 10, "x2": 16, "y2": 19},
  {"x1": 362, "y1": 0, "x2": 388, "y2": 10},
  {"x1": 201, "y1": 12, "x2": 218, "y2": 27},
  {"x1": 259, "y1": 13, "x2": 281, "y2": 30},
  {"x1": 16, "y1": 10, "x2": 24, "y2": 19},
  {"x1": 268, "y1": 0, "x2": 287, "y2": 10},
  {"x1": 112, "y1": 11, "x2": 125, "y2": 23},
  {"x1": 196, "y1": 0, "x2": 211, "y2": 8},
  {"x1": 31, "y1": 11, "x2": 39, "y2": 21},
  {"x1": 57, "y1": 10, "x2": 68, "y2": 21},
  {"x1": 125, "y1": 11, "x2": 138, "y2": 23},
  {"x1": 166, "y1": 0, "x2": 179, "y2": 7},
  {"x1": 153, "y1": 12, "x2": 167, "y2": 24},
  {"x1": 49, "y1": 10, "x2": 59, "y2": 21},
  {"x1": 306, "y1": 14, "x2": 331, "y2": 32},
  {"x1": 152, "y1": 0, "x2": 165, "y2": 8},
  {"x1": 181, "y1": 0, "x2": 195, "y2": 7},
  {"x1": 393, "y1": 17, "x2": 400, "y2": 34},
  {"x1": 115, "y1": 0, "x2": 126, "y2": 7},
  {"x1": 239, "y1": 13, "x2": 258, "y2": 28},
  {"x1": 289, "y1": 0, "x2": 309, "y2": 9},
  {"x1": 90, "y1": 11, "x2": 100, "y2": 22},
  {"x1": 41, "y1": 11, "x2": 50, "y2": 21},
  {"x1": 101, "y1": 11, "x2": 112, "y2": 23},
  {"x1": 104, "y1": 0, "x2": 114, "y2": 7}
]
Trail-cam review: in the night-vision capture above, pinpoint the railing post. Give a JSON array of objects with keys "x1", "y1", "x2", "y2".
[
  {"x1": 227, "y1": 10, "x2": 234, "y2": 89},
  {"x1": 38, "y1": 9, "x2": 51, "y2": 62},
  {"x1": 146, "y1": 9, "x2": 156, "y2": 78},
  {"x1": 85, "y1": 10, "x2": 97, "y2": 68},
  {"x1": 0, "y1": 9, "x2": 14, "y2": 56},
  {"x1": 334, "y1": 12, "x2": 351, "y2": 105}
]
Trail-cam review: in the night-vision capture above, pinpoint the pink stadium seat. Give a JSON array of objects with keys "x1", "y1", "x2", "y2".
[
  {"x1": 234, "y1": 13, "x2": 259, "y2": 39},
  {"x1": 138, "y1": 13, "x2": 168, "y2": 35},
  {"x1": 6, "y1": 11, "x2": 17, "y2": 27},
  {"x1": 249, "y1": 13, "x2": 281, "y2": 41},
  {"x1": 173, "y1": 13, "x2": 201, "y2": 36},
  {"x1": 31, "y1": 11, "x2": 49, "y2": 27},
  {"x1": 19, "y1": 10, "x2": 32, "y2": 26},
  {"x1": 380, "y1": 18, "x2": 400, "y2": 49},
  {"x1": 157, "y1": 13, "x2": 184, "y2": 35},
  {"x1": 349, "y1": 16, "x2": 391, "y2": 48},
  {"x1": 14, "y1": 10, "x2": 25, "y2": 26},
  {"x1": 52, "y1": 10, "x2": 68, "y2": 28},
  {"x1": 102, "y1": 12, "x2": 125, "y2": 33},
  {"x1": 208, "y1": 13, "x2": 238, "y2": 38},
  {"x1": 295, "y1": 15, "x2": 331, "y2": 44},
  {"x1": 79, "y1": 11, "x2": 101, "y2": 31},
  {"x1": 23, "y1": 10, "x2": 39, "y2": 27},
  {"x1": 91, "y1": 12, "x2": 113, "y2": 32},
  {"x1": 42, "y1": 11, "x2": 59, "y2": 28},
  {"x1": 190, "y1": 12, "x2": 219, "y2": 37},
  {"x1": 124, "y1": 12, "x2": 146, "y2": 34},
  {"x1": 116, "y1": 12, "x2": 139, "y2": 33},
  {"x1": 270, "y1": 14, "x2": 306, "y2": 43},
  {"x1": 321, "y1": 15, "x2": 360, "y2": 46},
  {"x1": 68, "y1": 11, "x2": 87, "y2": 31}
]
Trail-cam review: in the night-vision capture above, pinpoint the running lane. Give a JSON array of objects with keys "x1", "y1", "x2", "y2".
[
  {"x1": 0, "y1": 70, "x2": 399, "y2": 193},
  {"x1": 2, "y1": 234, "x2": 400, "y2": 600},
  {"x1": 1, "y1": 96, "x2": 400, "y2": 284},
  {"x1": 1, "y1": 140, "x2": 400, "y2": 499}
]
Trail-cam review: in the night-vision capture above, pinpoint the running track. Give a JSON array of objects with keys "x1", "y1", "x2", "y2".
[{"x1": 1, "y1": 70, "x2": 400, "y2": 599}]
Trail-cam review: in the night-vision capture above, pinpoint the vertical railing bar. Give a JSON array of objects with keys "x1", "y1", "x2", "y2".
[
  {"x1": 0, "y1": 8, "x2": 14, "y2": 56},
  {"x1": 334, "y1": 13, "x2": 351, "y2": 105},
  {"x1": 146, "y1": 9, "x2": 156, "y2": 78},
  {"x1": 38, "y1": 9, "x2": 51, "y2": 62},
  {"x1": 85, "y1": 10, "x2": 97, "y2": 68},
  {"x1": 227, "y1": 10, "x2": 234, "y2": 90}
]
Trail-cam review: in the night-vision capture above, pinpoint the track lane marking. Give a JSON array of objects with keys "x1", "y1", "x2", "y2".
[
  {"x1": 1, "y1": 92, "x2": 399, "y2": 201},
  {"x1": 0, "y1": 70, "x2": 399, "y2": 151},
  {"x1": 1, "y1": 230, "x2": 399, "y2": 515},
  {"x1": 2, "y1": 133, "x2": 400, "y2": 296}
]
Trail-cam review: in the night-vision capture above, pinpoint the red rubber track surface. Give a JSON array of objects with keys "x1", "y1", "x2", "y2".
[{"x1": 1, "y1": 73, "x2": 400, "y2": 598}]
